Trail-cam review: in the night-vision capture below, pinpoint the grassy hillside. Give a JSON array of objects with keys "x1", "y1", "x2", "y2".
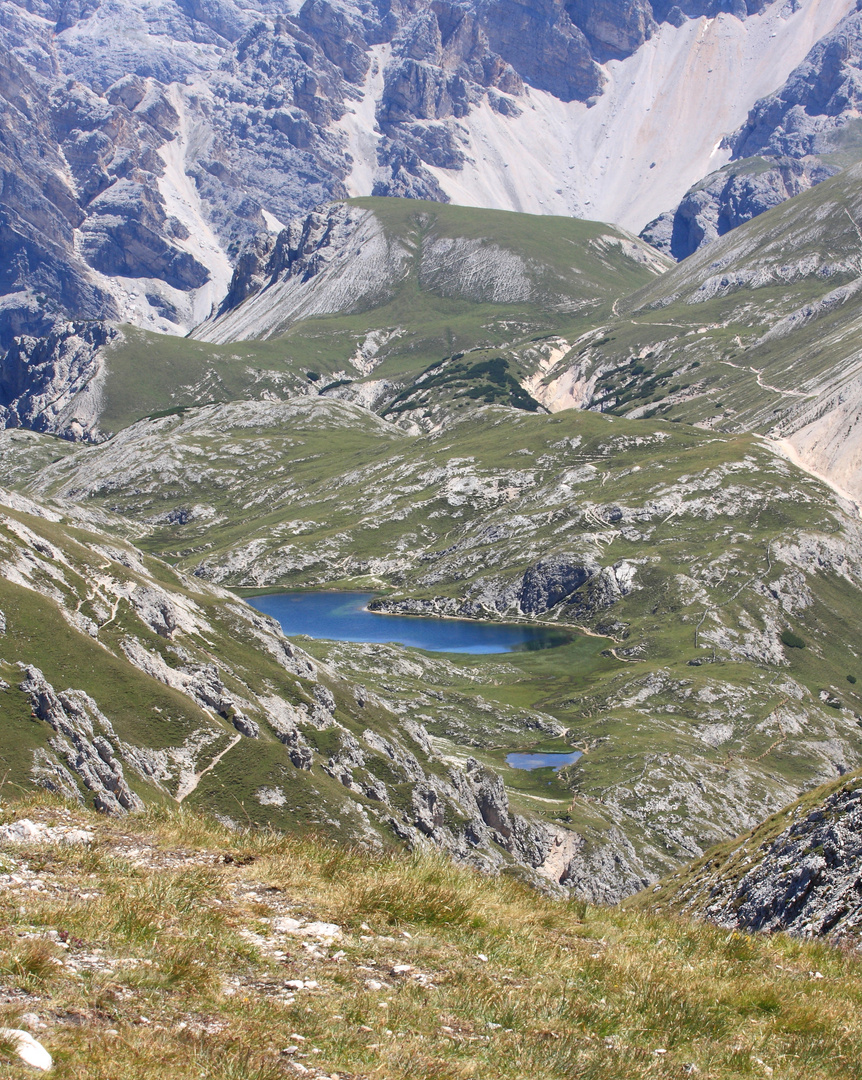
[
  {"x1": 3, "y1": 486, "x2": 587, "y2": 888},
  {"x1": 519, "y1": 162, "x2": 862, "y2": 499},
  {"x1": 88, "y1": 198, "x2": 667, "y2": 436},
  {"x1": 0, "y1": 795, "x2": 860, "y2": 1079}
]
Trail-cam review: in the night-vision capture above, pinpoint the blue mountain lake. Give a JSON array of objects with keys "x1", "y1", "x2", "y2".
[
  {"x1": 246, "y1": 591, "x2": 571, "y2": 655},
  {"x1": 505, "y1": 751, "x2": 583, "y2": 771}
]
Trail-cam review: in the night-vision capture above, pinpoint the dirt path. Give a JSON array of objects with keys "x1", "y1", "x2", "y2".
[{"x1": 176, "y1": 733, "x2": 242, "y2": 803}]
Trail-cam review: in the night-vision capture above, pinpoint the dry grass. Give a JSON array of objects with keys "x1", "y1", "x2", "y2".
[{"x1": 0, "y1": 797, "x2": 860, "y2": 1079}]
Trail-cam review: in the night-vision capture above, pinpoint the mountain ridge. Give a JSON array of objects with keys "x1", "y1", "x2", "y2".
[{"x1": 0, "y1": 0, "x2": 856, "y2": 347}]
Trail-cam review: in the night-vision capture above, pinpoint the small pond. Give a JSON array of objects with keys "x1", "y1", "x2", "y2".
[
  {"x1": 505, "y1": 751, "x2": 583, "y2": 772},
  {"x1": 247, "y1": 591, "x2": 570, "y2": 655}
]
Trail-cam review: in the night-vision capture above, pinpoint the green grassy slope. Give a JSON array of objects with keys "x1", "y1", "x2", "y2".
[
  {"x1": 90, "y1": 198, "x2": 668, "y2": 435},
  {"x1": 521, "y1": 162, "x2": 862, "y2": 461},
  {"x1": 1, "y1": 797, "x2": 860, "y2": 1080},
  {"x1": 0, "y1": 489, "x2": 519, "y2": 866}
]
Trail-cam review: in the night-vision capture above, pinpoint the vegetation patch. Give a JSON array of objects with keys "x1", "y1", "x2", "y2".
[{"x1": 0, "y1": 796, "x2": 860, "y2": 1080}]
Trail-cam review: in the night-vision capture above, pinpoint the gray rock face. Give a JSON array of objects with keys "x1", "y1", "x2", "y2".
[
  {"x1": 0, "y1": 47, "x2": 119, "y2": 342},
  {"x1": 217, "y1": 203, "x2": 365, "y2": 314},
  {"x1": 732, "y1": 9, "x2": 862, "y2": 161},
  {"x1": 642, "y1": 157, "x2": 836, "y2": 260},
  {"x1": 567, "y1": 0, "x2": 656, "y2": 61},
  {"x1": 681, "y1": 778, "x2": 862, "y2": 940},
  {"x1": 19, "y1": 665, "x2": 145, "y2": 815},
  {"x1": 517, "y1": 555, "x2": 596, "y2": 615},
  {"x1": 0, "y1": 321, "x2": 116, "y2": 441},
  {"x1": 0, "y1": 0, "x2": 796, "y2": 356}
]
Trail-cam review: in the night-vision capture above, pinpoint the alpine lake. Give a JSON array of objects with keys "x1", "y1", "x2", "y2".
[{"x1": 245, "y1": 591, "x2": 612, "y2": 797}]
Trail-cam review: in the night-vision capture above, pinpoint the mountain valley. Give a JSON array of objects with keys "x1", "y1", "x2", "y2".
[{"x1": 3, "y1": 2, "x2": 862, "y2": 1074}]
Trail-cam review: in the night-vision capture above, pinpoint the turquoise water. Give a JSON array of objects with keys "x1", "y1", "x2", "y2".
[
  {"x1": 247, "y1": 591, "x2": 570, "y2": 655},
  {"x1": 505, "y1": 751, "x2": 583, "y2": 771}
]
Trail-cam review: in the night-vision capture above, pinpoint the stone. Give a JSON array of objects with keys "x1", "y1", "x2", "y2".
[
  {"x1": 0, "y1": 1028, "x2": 53, "y2": 1071},
  {"x1": 0, "y1": 818, "x2": 93, "y2": 845}
]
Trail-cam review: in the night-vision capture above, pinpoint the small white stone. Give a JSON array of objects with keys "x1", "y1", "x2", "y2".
[
  {"x1": 476, "y1": 953, "x2": 488, "y2": 962},
  {"x1": 0, "y1": 1029, "x2": 52, "y2": 1072},
  {"x1": 272, "y1": 917, "x2": 304, "y2": 934}
]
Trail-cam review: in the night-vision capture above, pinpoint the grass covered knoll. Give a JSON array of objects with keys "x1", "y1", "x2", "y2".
[
  {"x1": 1, "y1": 795, "x2": 860, "y2": 1080},
  {"x1": 89, "y1": 198, "x2": 669, "y2": 436}
]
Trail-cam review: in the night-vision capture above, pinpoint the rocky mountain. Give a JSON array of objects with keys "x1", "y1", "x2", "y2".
[
  {"x1": 0, "y1": 0, "x2": 855, "y2": 344},
  {"x1": 643, "y1": 2, "x2": 862, "y2": 258},
  {"x1": 643, "y1": 765, "x2": 862, "y2": 942}
]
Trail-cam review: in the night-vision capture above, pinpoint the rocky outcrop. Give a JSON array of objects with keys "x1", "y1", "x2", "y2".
[
  {"x1": 369, "y1": 554, "x2": 636, "y2": 622},
  {"x1": 216, "y1": 203, "x2": 369, "y2": 314},
  {"x1": 642, "y1": 156, "x2": 836, "y2": 261},
  {"x1": 666, "y1": 776, "x2": 862, "y2": 941},
  {"x1": 120, "y1": 637, "x2": 260, "y2": 738},
  {"x1": 197, "y1": 203, "x2": 412, "y2": 342},
  {"x1": 731, "y1": 8, "x2": 862, "y2": 161},
  {"x1": 19, "y1": 666, "x2": 144, "y2": 815},
  {"x1": 0, "y1": 321, "x2": 115, "y2": 440},
  {"x1": 517, "y1": 555, "x2": 597, "y2": 614}
]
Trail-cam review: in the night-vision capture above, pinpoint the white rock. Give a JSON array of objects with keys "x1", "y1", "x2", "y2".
[
  {"x1": 272, "y1": 917, "x2": 342, "y2": 944},
  {"x1": 0, "y1": 1029, "x2": 52, "y2": 1071},
  {"x1": 19, "y1": 1013, "x2": 46, "y2": 1031},
  {"x1": 303, "y1": 921, "x2": 342, "y2": 943},
  {"x1": 272, "y1": 917, "x2": 304, "y2": 934},
  {"x1": 0, "y1": 820, "x2": 92, "y2": 845}
]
